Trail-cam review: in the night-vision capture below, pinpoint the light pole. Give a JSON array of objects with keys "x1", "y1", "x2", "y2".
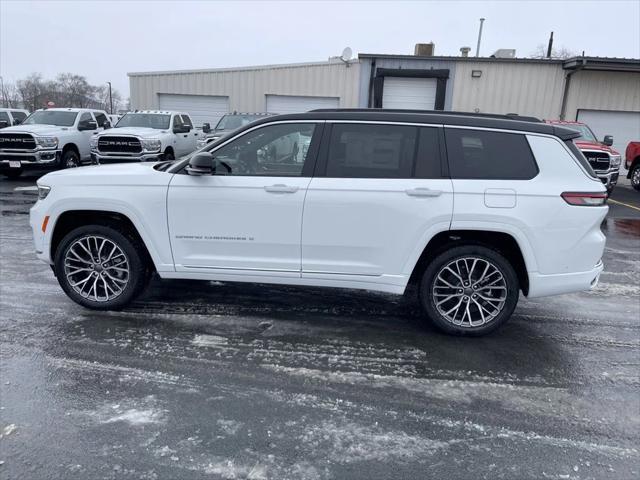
[
  {"x1": 476, "y1": 18, "x2": 486, "y2": 57},
  {"x1": 106, "y1": 81, "x2": 113, "y2": 114},
  {"x1": 0, "y1": 76, "x2": 6, "y2": 107}
]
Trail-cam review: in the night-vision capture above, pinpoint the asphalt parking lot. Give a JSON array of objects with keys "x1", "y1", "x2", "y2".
[{"x1": 1, "y1": 170, "x2": 639, "y2": 480}]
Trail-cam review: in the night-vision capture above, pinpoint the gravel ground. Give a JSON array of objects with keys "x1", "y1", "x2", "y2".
[{"x1": 1, "y1": 171, "x2": 639, "y2": 480}]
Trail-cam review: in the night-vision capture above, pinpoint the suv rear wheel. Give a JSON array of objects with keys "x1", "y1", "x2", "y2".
[
  {"x1": 419, "y1": 245, "x2": 519, "y2": 336},
  {"x1": 54, "y1": 225, "x2": 149, "y2": 309}
]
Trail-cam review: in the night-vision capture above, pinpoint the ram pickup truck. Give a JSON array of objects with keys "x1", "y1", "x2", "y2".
[
  {"x1": 625, "y1": 141, "x2": 640, "y2": 190},
  {"x1": 0, "y1": 108, "x2": 30, "y2": 128},
  {"x1": 91, "y1": 111, "x2": 199, "y2": 163},
  {"x1": 197, "y1": 112, "x2": 274, "y2": 148},
  {"x1": 0, "y1": 108, "x2": 108, "y2": 178},
  {"x1": 546, "y1": 120, "x2": 621, "y2": 193}
]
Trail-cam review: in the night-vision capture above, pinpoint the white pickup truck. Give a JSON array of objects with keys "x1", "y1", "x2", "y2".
[
  {"x1": 90, "y1": 111, "x2": 200, "y2": 163},
  {"x1": 0, "y1": 107, "x2": 109, "y2": 178}
]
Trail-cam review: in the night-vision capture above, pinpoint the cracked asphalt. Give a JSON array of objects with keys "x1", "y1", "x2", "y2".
[{"x1": 0, "y1": 170, "x2": 639, "y2": 479}]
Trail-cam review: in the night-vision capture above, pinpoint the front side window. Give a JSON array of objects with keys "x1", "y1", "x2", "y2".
[
  {"x1": 325, "y1": 123, "x2": 417, "y2": 178},
  {"x1": 445, "y1": 128, "x2": 538, "y2": 180},
  {"x1": 24, "y1": 110, "x2": 78, "y2": 127},
  {"x1": 78, "y1": 112, "x2": 94, "y2": 129},
  {"x1": 566, "y1": 124, "x2": 597, "y2": 142},
  {"x1": 181, "y1": 115, "x2": 193, "y2": 128},
  {"x1": 10, "y1": 111, "x2": 27, "y2": 122},
  {"x1": 115, "y1": 113, "x2": 171, "y2": 129},
  {"x1": 0, "y1": 112, "x2": 9, "y2": 123},
  {"x1": 173, "y1": 115, "x2": 184, "y2": 128},
  {"x1": 93, "y1": 112, "x2": 108, "y2": 127},
  {"x1": 211, "y1": 123, "x2": 316, "y2": 176}
]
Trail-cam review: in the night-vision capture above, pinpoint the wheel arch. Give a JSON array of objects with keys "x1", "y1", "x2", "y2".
[
  {"x1": 408, "y1": 229, "x2": 531, "y2": 295},
  {"x1": 61, "y1": 142, "x2": 80, "y2": 156}
]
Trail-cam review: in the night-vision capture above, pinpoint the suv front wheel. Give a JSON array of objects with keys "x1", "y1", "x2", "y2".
[
  {"x1": 419, "y1": 245, "x2": 519, "y2": 336},
  {"x1": 54, "y1": 225, "x2": 149, "y2": 309}
]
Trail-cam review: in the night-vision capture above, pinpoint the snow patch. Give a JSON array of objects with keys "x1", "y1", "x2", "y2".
[
  {"x1": 102, "y1": 408, "x2": 164, "y2": 426},
  {"x1": 193, "y1": 334, "x2": 228, "y2": 347}
]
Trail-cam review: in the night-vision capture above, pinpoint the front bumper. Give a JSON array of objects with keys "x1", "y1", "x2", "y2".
[
  {"x1": 0, "y1": 149, "x2": 60, "y2": 170},
  {"x1": 595, "y1": 169, "x2": 619, "y2": 190},
  {"x1": 91, "y1": 151, "x2": 163, "y2": 164}
]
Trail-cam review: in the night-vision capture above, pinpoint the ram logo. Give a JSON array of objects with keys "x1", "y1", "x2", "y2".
[
  {"x1": 99, "y1": 140, "x2": 139, "y2": 146},
  {"x1": 0, "y1": 138, "x2": 30, "y2": 143}
]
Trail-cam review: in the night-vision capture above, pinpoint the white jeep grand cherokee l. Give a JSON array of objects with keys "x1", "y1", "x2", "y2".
[{"x1": 30, "y1": 110, "x2": 608, "y2": 336}]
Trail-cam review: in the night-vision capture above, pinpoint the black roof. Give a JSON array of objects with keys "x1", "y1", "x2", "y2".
[{"x1": 250, "y1": 109, "x2": 580, "y2": 140}]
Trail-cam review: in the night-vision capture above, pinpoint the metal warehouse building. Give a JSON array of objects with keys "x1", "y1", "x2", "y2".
[{"x1": 129, "y1": 50, "x2": 639, "y2": 152}]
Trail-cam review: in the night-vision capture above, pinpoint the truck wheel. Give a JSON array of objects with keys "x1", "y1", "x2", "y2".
[
  {"x1": 419, "y1": 245, "x2": 519, "y2": 336},
  {"x1": 3, "y1": 169, "x2": 23, "y2": 179},
  {"x1": 164, "y1": 150, "x2": 174, "y2": 161},
  {"x1": 631, "y1": 164, "x2": 640, "y2": 191},
  {"x1": 54, "y1": 224, "x2": 149, "y2": 310},
  {"x1": 60, "y1": 149, "x2": 80, "y2": 169}
]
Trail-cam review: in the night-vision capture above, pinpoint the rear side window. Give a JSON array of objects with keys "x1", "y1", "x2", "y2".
[
  {"x1": 326, "y1": 123, "x2": 417, "y2": 178},
  {"x1": 445, "y1": 128, "x2": 538, "y2": 180},
  {"x1": 10, "y1": 111, "x2": 27, "y2": 122}
]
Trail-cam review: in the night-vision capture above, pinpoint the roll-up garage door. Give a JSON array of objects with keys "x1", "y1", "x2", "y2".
[
  {"x1": 158, "y1": 94, "x2": 229, "y2": 127},
  {"x1": 382, "y1": 77, "x2": 437, "y2": 110},
  {"x1": 577, "y1": 110, "x2": 640, "y2": 155},
  {"x1": 266, "y1": 95, "x2": 339, "y2": 114}
]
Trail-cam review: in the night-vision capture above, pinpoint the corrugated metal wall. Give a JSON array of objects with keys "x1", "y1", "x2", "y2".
[
  {"x1": 129, "y1": 61, "x2": 361, "y2": 112},
  {"x1": 565, "y1": 70, "x2": 640, "y2": 120},
  {"x1": 451, "y1": 61, "x2": 566, "y2": 119}
]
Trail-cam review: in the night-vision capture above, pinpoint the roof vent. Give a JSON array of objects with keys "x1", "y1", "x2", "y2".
[
  {"x1": 460, "y1": 47, "x2": 471, "y2": 57},
  {"x1": 491, "y1": 49, "x2": 516, "y2": 58},
  {"x1": 414, "y1": 43, "x2": 435, "y2": 56}
]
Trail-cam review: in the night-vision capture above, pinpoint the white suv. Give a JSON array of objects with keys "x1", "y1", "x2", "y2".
[{"x1": 30, "y1": 110, "x2": 608, "y2": 335}]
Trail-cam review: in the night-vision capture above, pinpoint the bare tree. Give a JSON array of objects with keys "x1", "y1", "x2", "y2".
[
  {"x1": 530, "y1": 44, "x2": 578, "y2": 59},
  {"x1": 0, "y1": 82, "x2": 22, "y2": 108}
]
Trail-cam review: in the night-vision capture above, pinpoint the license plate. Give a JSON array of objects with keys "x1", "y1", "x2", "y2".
[{"x1": 9, "y1": 161, "x2": 21, "y2": 168}]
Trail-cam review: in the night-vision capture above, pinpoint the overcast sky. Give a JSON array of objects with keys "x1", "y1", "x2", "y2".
[{"x1": 1, "y1": 0, "x2": 639, "y2": 99}]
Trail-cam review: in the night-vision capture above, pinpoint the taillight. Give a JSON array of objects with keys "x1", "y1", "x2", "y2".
[{"x1": 561, "y1": 192, "x2": 608, "y2": 206}]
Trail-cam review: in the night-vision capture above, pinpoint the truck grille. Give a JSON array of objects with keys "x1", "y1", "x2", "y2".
[
  {"x1": 582, "y1": 151, "x2": 610, "y2": 172},
  {"x1": 97, "y1": 136, "x2": 142, "y2": 154},
  {"x1": 0, "y1": 133, "x2": 36, "y2": 150}
]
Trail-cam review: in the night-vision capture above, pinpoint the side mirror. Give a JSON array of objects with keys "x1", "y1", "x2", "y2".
[
  {"x1": 202, "y1": 123, "x2": 211, "y2": 134},
  {"x1": 186, "y1": 152, "x2": 215, "y2": 176},
  {"x1": 603, "y1": 135, "x2": 613, "y2": 146},
  {"x1": 103, "y1": 121, "x2": 111, "y2": 130},
  {"x1": 0, "y1": 120, "x2": 8, "y2": 129},
  {"x1": 79, "y1": 120, "x2": 98, "y2": 131}
]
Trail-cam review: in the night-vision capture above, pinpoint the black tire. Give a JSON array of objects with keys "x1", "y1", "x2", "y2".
[
  {"x1": 60, "y1": 149, "x2": 80, "y2": 169},
  {"x1": 3, "y1": 169, "x2": 23, "y2": 179},
  {"x1": 419, "y1": 244, "x2": 519, "y2": 336},
  {"x1": 164, "y1": 150, "x2": 175, "y2": 161},
  {"x1": 631, "y1": 163, "x2": 640, "y2": 191},
  {"x1": 54, "y1": 224, "x2": 149, "y2": 310}
]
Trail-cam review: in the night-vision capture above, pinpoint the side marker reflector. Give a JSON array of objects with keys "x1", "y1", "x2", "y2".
[{"x1": 42, "y1": 215, "x2": 50, "y2": 233}]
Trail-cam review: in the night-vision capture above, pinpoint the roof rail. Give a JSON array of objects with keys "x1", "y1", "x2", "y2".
[{"x1": 309, "y1": 108, "x2": 542, "y2": 123}]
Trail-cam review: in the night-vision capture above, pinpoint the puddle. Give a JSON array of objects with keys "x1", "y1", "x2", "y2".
[{"x1": 602, "y1": 218, "x2": 640, "y2": 239}]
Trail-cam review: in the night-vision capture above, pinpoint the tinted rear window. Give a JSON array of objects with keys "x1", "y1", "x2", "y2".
[
  {"x1": 445, "y1": 128, "x2": 538, "y2": 180},
  {"x1": 326, "y1": 123, "x2": 417, "y2": 178}
]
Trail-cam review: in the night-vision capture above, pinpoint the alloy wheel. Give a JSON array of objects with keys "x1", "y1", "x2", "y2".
[
  {"x1": 63, "y1": 235, "x2": 130, "y2": 302},
  {"x1": 432, "y1": 256, "x2": 507, "y2": 328}
]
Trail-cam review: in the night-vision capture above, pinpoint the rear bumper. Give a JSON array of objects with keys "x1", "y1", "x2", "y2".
[
  {"x1": 0, "y1": 149, "x2": 60, "y2": 169},
  {"x1": 527, "y1": 260, "x2": 604, "y2": 298}
]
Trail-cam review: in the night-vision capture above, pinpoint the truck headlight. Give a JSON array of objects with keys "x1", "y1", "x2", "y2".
[
  {"x1": 90, "y1": 136, "x2": 99, "y2": 150},
  {"x1": 142, "y1": 139, "x2": 161, "y2": 152},
  {"x1": 35, "y1": 136, "x2": 58, "y2": 149},
  {"x1": 610, "y1": 155, "x2": 621, "y2": 168},
  {"x1": 37, "y1": 185, "x2": 51, "y2": 200}
]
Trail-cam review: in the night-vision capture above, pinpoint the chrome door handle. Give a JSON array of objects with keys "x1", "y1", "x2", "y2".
[
  {"x1": 264, "y1": 184, "x2": 299, "y2": 193},
  {"x1": 405, "y1": 187, "x2": 442, "y2": 197}
]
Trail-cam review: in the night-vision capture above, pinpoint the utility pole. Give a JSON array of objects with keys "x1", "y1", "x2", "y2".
[
  {"x1": 546, "y1": 31, "x2": 554, "y2": 58},
  {"x1": 0, "y1": 76, "x2": 6, "y2": 107},
  {"x1": 475, "y1": 18, "x2": 485, "y2": 57},
  {"x1": 106, "y1": 81, "x2": 113, "y2": 114}
]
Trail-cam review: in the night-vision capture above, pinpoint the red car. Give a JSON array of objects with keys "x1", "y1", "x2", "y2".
[
  {"x1": 625, "y1": 142, "x2": 640, "y2": 191},
  {"x1": 545, "y1": 120, "x2": 622, "y2": 193}
]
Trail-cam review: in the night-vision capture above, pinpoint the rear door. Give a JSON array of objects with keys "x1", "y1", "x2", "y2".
[{"x1": 301, "y1": 122, "x2": 453, "y2": 283}]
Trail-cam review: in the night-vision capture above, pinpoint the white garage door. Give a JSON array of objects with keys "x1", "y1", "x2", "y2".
[
  {"x1": 266, "y1": 95, "x2": 339, "y2": 114},
  {"x1": 382, "y1": 77, "x2": 437, "y2": 110},
  {"x1": 158, "y1": 94, "x2": 229, "y2": 127},
  {"x1": 577, "y1": 109, "x2": 640, "y2": 155}
]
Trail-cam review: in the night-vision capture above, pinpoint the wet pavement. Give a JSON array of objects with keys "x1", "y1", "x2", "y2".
[{"x1": 1, "y1": 171, "x2": 639, "y2": 480}]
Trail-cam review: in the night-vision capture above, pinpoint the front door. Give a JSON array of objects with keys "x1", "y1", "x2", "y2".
[{"x1": 167, "y1": 121, "x2": 321, "y2": 275}]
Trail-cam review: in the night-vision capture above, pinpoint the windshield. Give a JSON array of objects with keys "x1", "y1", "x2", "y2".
[
  {"x1": 115, "y1": 113, "x2": 170, "y2": 129},
  {"x1": 23, "y1": 110, "x2": 78, "y2": 127},
  {"x1": 215, "y1": 114, "x2": 264, "y2": 131},
  {"x1": 566, "y1": 124, "x2": 598, "y2": 142}
]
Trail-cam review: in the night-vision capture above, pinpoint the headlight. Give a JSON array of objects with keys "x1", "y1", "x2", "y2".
[
  {"x1": 35, "y1": 136, "x2": 58, "y2": 149},
  {"x1": 90, "y1": 136, "x2": 98, "y2": 150},
  {"x1": 142, "y1": 139, "x2": 161, "y2": 152},
  {"x1": 37, "y1": 185, "x2": 51, "y2": 200},
  {"x1": 610, "y1": 155, "x2": 621, "y2": 167}
]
